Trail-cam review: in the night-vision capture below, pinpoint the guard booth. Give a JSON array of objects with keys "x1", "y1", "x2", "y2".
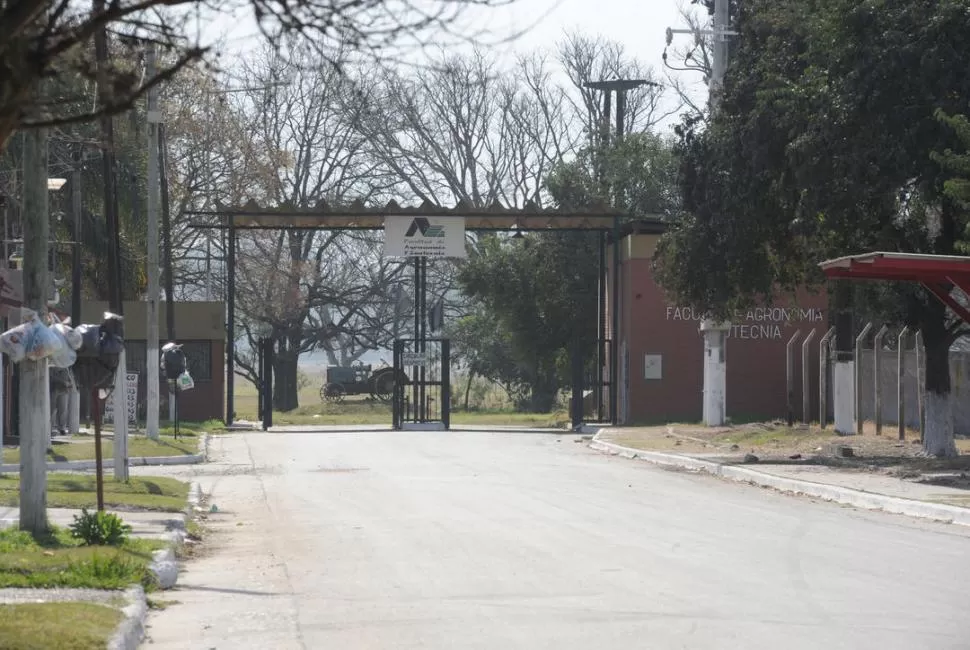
[{"x1": 393, "y1": 338, "x2": 450, "y2": 430}]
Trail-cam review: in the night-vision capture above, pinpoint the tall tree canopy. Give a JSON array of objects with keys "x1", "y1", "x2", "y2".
[{"x1": 654, "y1": 0, "x2": 970, "y2": 456}]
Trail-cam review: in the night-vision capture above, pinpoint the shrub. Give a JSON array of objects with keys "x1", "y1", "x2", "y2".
[{"x1": 69, "y1": 509, "x2": 132, "y2": 546}]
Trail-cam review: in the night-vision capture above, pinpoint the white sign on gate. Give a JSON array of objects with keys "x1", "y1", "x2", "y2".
[
  {"x1": 402, "y1": 352, "x2": 428, "y2": 367},
  {"x1": 384, "y1": 216, "x2": 466, "y2": 258},
  {"x1": 104, "y1": 372, "x2": 139, "y2": 427}
]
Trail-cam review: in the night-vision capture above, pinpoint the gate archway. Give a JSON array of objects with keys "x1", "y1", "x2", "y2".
[{"x1": 189, "y1": 200, "x2": 663, "y2": 429}]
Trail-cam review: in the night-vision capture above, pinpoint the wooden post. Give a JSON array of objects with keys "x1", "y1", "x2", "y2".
[
  {"x1": 854, "y1": 322, "x2": 873, "y2": 435},
  {"x1": 19, "y1": 125, "x2": 50, "y2": 535},
  {"x1": 786, "y1": 330, "x2": 802, "y2": 426},
  {"x1": 873, "y1": 325, "x2": 889, "y2": 435},
  {"x1": 818, "y1": 327, "x2": 835, "y2": 428},
  {"x1": 897, "y1": 326, "x2": 909, "y2": 441},
  {"x1": 801, "y1": 328, "x2": 816, "y2": 423}
]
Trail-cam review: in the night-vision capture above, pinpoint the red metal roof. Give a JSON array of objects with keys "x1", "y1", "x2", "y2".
[{"x1": 819, "y1": 252, "x2": 970, "y2": 324}]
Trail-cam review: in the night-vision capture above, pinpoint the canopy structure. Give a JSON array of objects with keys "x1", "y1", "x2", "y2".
[
  {"x1": 188, "y1": 199, "x2": 658, "y2": 231},
  {"x1": 819, "y1": 252, "x2": 970, "y2": 324}
]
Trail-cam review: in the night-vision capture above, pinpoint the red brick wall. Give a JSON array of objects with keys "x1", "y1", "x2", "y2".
[{"x1": 614, "y1": 235, "x2": 828, "y2": 424}]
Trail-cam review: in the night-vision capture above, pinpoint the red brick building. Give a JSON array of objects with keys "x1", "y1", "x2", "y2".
[{"x1": 609, "y1": 226, "x2": 829, "y2": 424}]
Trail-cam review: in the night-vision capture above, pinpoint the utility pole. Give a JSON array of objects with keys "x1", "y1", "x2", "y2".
[
  {"x1": 710, "y1": 0, "x2": 731, "y2": 110},
  {"x1": 159, "y1": 123, "x2": 176, "y2": 423},
  {"x1": 93, "y1": 0, "x2": 128, "y2": 480},
  {"x1": 665, "y1": 0, "x2": 736, "y2": 426},
  {"x1": 68, "y1": 145, "x2": 82, "y2": 435},
  {"x1": 665, "y1": 0, "x2": 737, "y2": 111},
  {"x1": 145, "y1": 45, "x2": 161, "y2": 441},
  {"x1": 20, "y1": 125, "x2": 50, "y2": 535}
]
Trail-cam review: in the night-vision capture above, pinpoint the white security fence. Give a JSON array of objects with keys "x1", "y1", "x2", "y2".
[{"x1": 787, "y1": 323, "x2": 970, "y2": 436}]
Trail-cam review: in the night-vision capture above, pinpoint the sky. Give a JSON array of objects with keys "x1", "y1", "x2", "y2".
[{"x1": 195, "y1": 0, "x2": 709, "y2": 135}]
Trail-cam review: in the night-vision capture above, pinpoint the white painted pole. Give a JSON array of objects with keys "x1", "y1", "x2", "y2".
[
  {"x1": 873, "y1": 324, "x2": 889, "y2": 435},
  {"x1": 854, "y1": 322, "x2": 873, "y2": 436},
  {"x1": 701, "y1": 320, "x2": 730, "y2": 426},
  {"x1": 818, "y1": 326, "x2": 835, "y2": 428},
  {"x1": 112, "y1": 348, "x2": 128, "y2": 481},
  {"x1": 145, "y1": 44, "x2": 161, "y2": 441},
  {"x1": 801, "y1": 328, "x2": 816, "y2": 424},
  {"x1": 20, "y1": 125, "x2": 50, "y2": 534},
  {"x1": 897, "y1": 326, "x2": 909, "y2": 441},
  {"x1": 786, "y1": 330, "x2": 802, "y2": 426}
]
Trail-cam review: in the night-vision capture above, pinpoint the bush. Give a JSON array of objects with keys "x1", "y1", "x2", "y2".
[{"x1": 69, "y1": 509, "x2": 132, "y2": 546}]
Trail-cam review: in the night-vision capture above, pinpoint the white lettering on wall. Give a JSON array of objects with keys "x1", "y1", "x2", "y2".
[{"x1": 664, "y1": 305, "x2": 824, "y2": 340}]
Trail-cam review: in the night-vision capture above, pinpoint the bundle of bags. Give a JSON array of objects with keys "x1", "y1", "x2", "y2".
[{"x1": 0, "y1": 311, "x2": 83, "y2": 367}]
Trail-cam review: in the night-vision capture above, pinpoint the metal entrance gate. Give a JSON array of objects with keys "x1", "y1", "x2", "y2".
[
  {"x1": 392, "y1": 338, "x2": 450, "y2": 429},
  {"x1": 257, "y1": 337, "x2": 273, "y2": 431}
]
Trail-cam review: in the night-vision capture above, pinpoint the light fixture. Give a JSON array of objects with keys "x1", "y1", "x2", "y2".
[{"x1": 47, "y1": 178, "x2": 67, "y2": 191}]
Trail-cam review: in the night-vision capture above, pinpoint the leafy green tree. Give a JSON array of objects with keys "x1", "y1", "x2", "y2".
[
  {"x1": 547, "y1": 132, "x2": 680, "y2": 219},
  {"x1": 654, "y1": 0, "x2": 970, "y2": 456},
  {"x1": 456, "y1": 232, "x2": 598, "y2": 412}
]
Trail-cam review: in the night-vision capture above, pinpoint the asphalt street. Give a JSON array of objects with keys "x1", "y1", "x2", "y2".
[{"x1": 142, "y1": 428, "x2": 970, "y2": 649}]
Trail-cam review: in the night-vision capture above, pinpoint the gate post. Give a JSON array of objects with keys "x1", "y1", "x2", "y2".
[
  {"x1": 571, "y1": 341, "x2": 584, "y2": 431},
  {"x1": 441, "y1": 339, "x2": 450, "y2": 430},
  {"x1": 257, "y1": 336, "x2": 264, "y2": 423},
  {"x1": 261, "y1": 338, "x2": 273, "y2": 431},
  {"x1": 392, "y1": 339, "x2": 402, "y2": 430}
]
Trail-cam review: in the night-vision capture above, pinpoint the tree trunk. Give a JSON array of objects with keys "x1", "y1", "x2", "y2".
[
  {"x1": 464, "y1": 370, "x2": 474, "y2": 410},
  {"x1": 922, "y1": 335, "x2": 958, "y2": 457},
  {"x1": 529, "y1": 366, "x2": 559, "y2": 413},
  {"x1": 273, "y1": 351, "x2": 300, "y2": 412}
]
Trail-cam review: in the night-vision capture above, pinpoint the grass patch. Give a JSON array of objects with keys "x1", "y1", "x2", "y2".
[
  {"x1": 236, "y1": 393, "x2": 568, "y2": 428},
  {"x1": 0, "y1": 474, "x2": 189, "y2": 512},
  {"x1": 2, "y1": 434, "x2": 199, "y2": 465},
  {"x1": 0, "y1": 526, "x2": 163, "y2": 590},
  {"x1": 232, "y1": 373, "x2": 569, "y2": 428},
  {"x1": 0, "y1": 602, "x2": 123, "y2": 650}
]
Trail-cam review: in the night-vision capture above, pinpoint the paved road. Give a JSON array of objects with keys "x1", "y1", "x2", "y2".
[{"x1": 143, "y1": 429, "x2": 970, "y2": 649}]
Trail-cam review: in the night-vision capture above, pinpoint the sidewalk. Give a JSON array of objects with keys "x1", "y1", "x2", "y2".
[
  {"x1": 0, "y1": 506, "x2": 185, "y2": 540},
  {"x1": 589, "y1": 425, "x2": 970, "y2": 527}
]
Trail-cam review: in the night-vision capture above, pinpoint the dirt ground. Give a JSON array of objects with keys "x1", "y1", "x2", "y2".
[{"x1": 602, "y1": 421, "x2": 970, "y2": 491}]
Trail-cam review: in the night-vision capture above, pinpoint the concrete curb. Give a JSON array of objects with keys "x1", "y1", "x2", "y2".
[
  {"x1": 0, "y1": 433, "x2": 209, "y2": 473},
  {"x1": 589, "y1": 434, "x2": 970, "y2": 528},
  {"x1": 107, "y1": 585, "x2": 148, "y2": 650}
]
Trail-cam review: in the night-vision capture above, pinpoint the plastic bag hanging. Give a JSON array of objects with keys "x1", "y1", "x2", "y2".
[
  {"x1": 177, "y1": 370, "x2": 194, "y2": 391},
  {"x1": 24, "y1": 313, "x2": 62, "y2": 361}
]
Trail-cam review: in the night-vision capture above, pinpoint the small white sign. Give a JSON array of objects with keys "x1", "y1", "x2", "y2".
[
  {"x1": 384, "y1": 216, "x2": 466, "y2": 258},
  {"x1": 401, "y1": 352, "x2": 428, "y2": 367},
  {"x1": 104, "y1": 372, "x2": 138, "y2": 426},
  {"x1": 644, "y1": 354, "x2": 663, "y2": 380}
]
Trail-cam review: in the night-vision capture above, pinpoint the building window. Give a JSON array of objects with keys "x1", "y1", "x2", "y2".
[{"x1": 123, "y1": 339, "x2": 213, "y2": 382}]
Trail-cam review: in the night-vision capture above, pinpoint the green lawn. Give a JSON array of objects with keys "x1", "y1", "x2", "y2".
[
  {"x1": 2, "y1": 434, "x2": 199, "y2": 465},
  {"x1": 0, "y1": 474, "x2": 189, "y2": 512},
  {"x1": 232, "y1": 372, "x2": 569, "y2": 428},
  {"x1": 0, "y1": 602, "x2": 123, "y2": 650},
  {"x1": 0, "y1": 526, "x2": 163, "y2": 590}
]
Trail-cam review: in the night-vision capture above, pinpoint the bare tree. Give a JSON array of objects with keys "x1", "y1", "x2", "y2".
[
  {"x1": 222, "y1": 46, "x2": 412, "y2": 411},
  {"x1": 0, "y1": 0, "x2": 519, "y2": 151},
  {"x1": 557, "y1": 32, "x2": 672, "y2": 142}
]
